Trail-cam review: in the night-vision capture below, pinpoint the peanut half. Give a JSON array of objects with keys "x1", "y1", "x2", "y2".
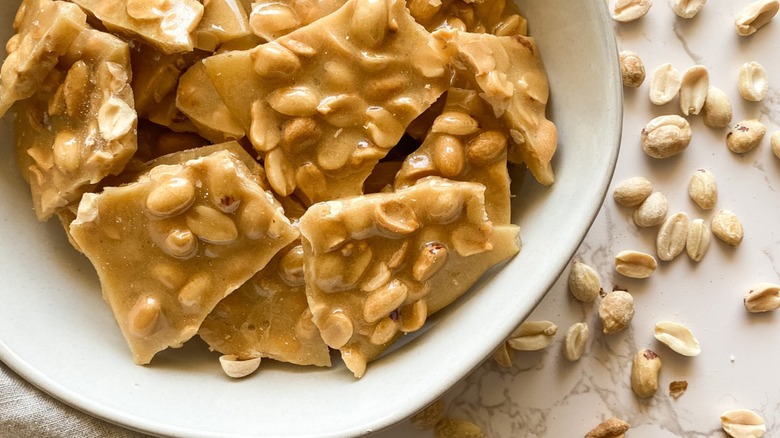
[
  {"x1": 686, "y1": 218, "x2": 711, "y2": 262},
  {"x1": 633, "y1": 191, "x2": 668, "y2": 227},
  {"x1": 656, "y1": 212, "x2": 690, "y2": 262},
  {"x1": 563, "y1": 322, "x2": 590, "y2": 361},
  {"x1": 735, "y1": 0, "x2": 780, "y2": 36},
  {"x1": 612, "y1": 0, "x2": 653, "y2": 22},
  {"x1": 649, "y1": 63, "x2": 681, "y2": 105},
  {"x1": 654, "y1": 321, "x2": 701, "y2": 356},
  {"x1": 615, "y1": 250, "x2": 658, "y2": 278},
  {"x1": 506, "y1": 320, "x2": 558, "y2": 351},
  {"x1": 673, "y1": 0, "x2": 707, "y2": 18},
  {"x1": 772, "y1": 131, "x2": 780, "y2": 159},
  {"x1": 744, "y1": 283, "x2": 780, "y2": 313},
  {"x1": 679, "y1": 65, "x2": 709, "y2": 116},
  {"x1": 720, "y1": 409, "x2": 766, "y2": 438},
  {"x1": 738, "y1": 61, "x2": 769, "y2": 102}
]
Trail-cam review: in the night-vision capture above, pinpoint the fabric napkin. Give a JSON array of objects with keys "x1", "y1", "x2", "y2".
[{"x1": 0, "y1": 361, "x2": 148, "y2": 438}]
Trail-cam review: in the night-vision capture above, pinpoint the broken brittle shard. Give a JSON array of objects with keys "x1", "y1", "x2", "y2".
[
  {"x1": 299, "y1": 177, "x2": 520, "y2": 377},
  {"x1": 71, "y1": 0, "x2": 204, "y2": 55},
  {"x1": 199, "y1": 242, "x2": 332, "y2": 368},
  {"x1": 69, "y1": 148, "x2": 299, "y2": 364},
  {"x1": 395, "y1": 88, "x2": 512, "y2": 224},
  {"x1": 14, "y1": 24, "x2": 138, "y2": 221},
  {"x1": 203, "y1": 0, "x2": 451, "y2": 204},
  {"x1": 434, "y1": 29, "x2": 558, "y2": 186},
  {"x1": 0, "y1": 0, "x2": 87, "y2": 117}
]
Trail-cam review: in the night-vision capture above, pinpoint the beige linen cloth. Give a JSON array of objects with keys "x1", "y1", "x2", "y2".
[{"x1": 0, "y1": 361, "x2": 148, "y2": 438}]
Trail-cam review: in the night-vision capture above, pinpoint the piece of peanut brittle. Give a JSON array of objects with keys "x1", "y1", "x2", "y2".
[
  {"x1": 199, "y1": 242, "x2": 331, "y2": 368},
  {"x1": 299, "y1": 177, "x2": 520, "y2": 377},
  {"x1": 409, "y1": 0, "x2": 526, "y2": 36},
  {"x1": 247, "y1": 0, "x2": 346, "y2": 42},
  {"x1": 71, "y1": 0, "x2": 204, "y2": 55},
  {"x1": 204, "y1": 0, "x2": 451, "y2": 204},
  {"x1": 395, "y1": 88, "x2": 511, "y2": 224},
  {"x1": 0, "y1": 0, "x2": 87, "y2": 117},
  {"x1": 194, "y1": 0, "x2": 251, "y2": 52},
  {"x1": 14, "y1": 26, "x2": 137, "y2": 220},
  {"x1": 435, "y1": 29, "x2": 557, "y2": 186},
  {"x1": 69, "y1": 149, "x2": 299, "y2": 364}
]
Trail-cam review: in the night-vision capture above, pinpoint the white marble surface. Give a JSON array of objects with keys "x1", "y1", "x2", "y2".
[{"x1": 376, "y1": 2, "x2": 780, "y2": 437}]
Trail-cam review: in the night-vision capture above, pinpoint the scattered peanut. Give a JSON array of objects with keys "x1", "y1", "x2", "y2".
[
  {"x1": 772, "y1": 131, "x2": 780, "y2": 159},
  {"x1": 679, "y1": 65, "x2": 709, "y2": 116},
  {"x1": 633, "y1": 191, "x2": 669, "y2": 227},
  {"x1": 613, "y1": 176, "x2": 653, "y2": 207},
  {"x1": 615, "y1": 250, "x2": 658, "y2": 278},
  {"x1": 744, "y1": 283, "x2": 780, "y2": 313},
  {"x1": 735, "y1": 0, "x2": 780, "y2": 36},
  {"x1": 654, "y1": 321, "x2": 701, "y2": 356},
  {"x1": 507, "y1": 320, "x2": 558, "y2": 351},
  {"x1": 563, "y1": 322, "x2": 590, "y2": 361},
  {"x1": 738, "y1": 61, "x2": 769, "y2": 102},
  {"x1": 568, "y1": 261, "x2": 602, "y2": 302},
  {"x1": 585, "y1": 417, "x2": 631, "y2": 438},
  {"x1": 641, "y1": 115, "x2": 692, "y2": 159},
  {"x1": 218, "y1": 355, "x2": 262, "y2": 379},
  {"x1": 612, "y1": 0, "x2": 653, "y2": 22},
  {"x1": 599, "y1": 290, "x2": 635, "y2": 334},
  {"x1": 631, "y1": 349, "x2": 661, "y2": 398},
  {"x1": 688, "y1": 169, "x2": 718, "y2": 210},
  {"x1": 720, "y1": 409, "x2": 766, "y2": 438},
  {"x1": 491, "y1": 342, "x2": 514, "y2": 368},
  {"x1": 434, "y1": 418, "x2": 485, "y2": 438},
  {"x1": 727, "y1": 119, "x2": 766, "y2": 154},
  {"x1": 619, "y1": 50, "x2": 646, "y2": 87},
  {"x1": 711, "y1": 210, "x2": 744, "y2": 246},
  {"x1": 686, "y1": 218, "x2": 711, "y2": 262},
  {"x1": 656, "y1": 212, "x2": 690, "y2": 262},
  {"x1": 702, "y1": 86, "x2": 733, "y2": 128},
  {"x1": 410, "y1": 399, "x2": 445, "y2": 430},
  {"x1": 649, "y1": 63, "x2": 682, "y2": 105},
  {"x1": 673, "y1": 0, "x2": 707, "y2": 18}
]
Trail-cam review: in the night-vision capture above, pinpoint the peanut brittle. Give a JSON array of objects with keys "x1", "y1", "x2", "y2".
[
  {"x1": 194, "y1": 0, "x2": 251, "y2": 52},
  {"x1": 395, "y1": 88, "x2": 511, "y2": 223},
  {"x1": 71, "y1": 0, "x2": 204, "y2": 55},
  {"x1": 130, "y1": 42, "x2": 202, "y2": 119},
  {"x1": 247, "y1": 0, "x2": 346, "y2": 42},
  {"x1": 14, "y1": 27, "x2": 137, "y2": 220},
  {"x1": 204, "y1": 0, "x2": 451, "y2": 203},
  {"x1": 69, "y1": 149, "x2": 299, "y2": 364},
  {"x1": 299, "y1": 177, "x2": 520, "y2": 377},
  {"x1": 435, "y1": 30, "x2": 557, "y2": 186},
  {"x1": 199, "y1": 242, "x2": 331, "y2": 368},
  {"x1": 409, "y1": 0, "x2": 526, "y2": 36},
  {"x1": 176, "y1": 61, "x2": 244, "y2": 143},
  {"x1": 0, "y1": 0, "x2": 87, "y2": 117}
]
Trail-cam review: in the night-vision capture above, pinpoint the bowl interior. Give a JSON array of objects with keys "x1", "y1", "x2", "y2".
[{"x1": 0, "y1": 1, "x2": 621, "y2": 436}]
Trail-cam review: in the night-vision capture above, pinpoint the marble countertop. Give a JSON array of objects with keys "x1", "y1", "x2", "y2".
[{"x1": 377, "y1": 1, "x2": 780, "y2": 437}]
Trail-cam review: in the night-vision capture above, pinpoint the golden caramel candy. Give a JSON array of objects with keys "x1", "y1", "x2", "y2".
[
  {"x1": 300, "y1": 177, "x2": 520, "y2": 377},
  {"x1": 204, "y1": 0, "x2": 451, "y2": 203},
  {"x1": 395, "y1": 88, "x2": 511, "y2": 224},
  {"x1": 199, "y1": 243, "x2": 332, "y2": 368},
  {"x1": 71, "y1": 0, "x2": 204, "y2": 54},
  {"x1": 435, "y1": 30, "x2": 557, "y2": 186},
  {"x1": 0, "y1": 0, "x2": 87, "y2": 116},
  {"x1": 70, "y1": 149, "x2": 299, "y2": 364},
  {"x1": 15, "y1": 27, "x2": 137, "y2": 220}
]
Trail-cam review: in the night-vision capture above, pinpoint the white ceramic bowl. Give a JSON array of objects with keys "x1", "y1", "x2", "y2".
[{"x1": 0, "y1": 1, "x2": 621, "y2": 436}]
